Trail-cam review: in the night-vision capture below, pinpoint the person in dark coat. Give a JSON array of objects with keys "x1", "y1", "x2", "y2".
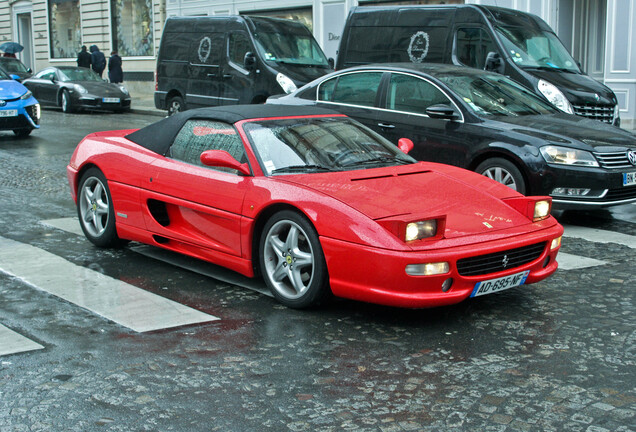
[
  {"x1": 77, "y1": 45, "x2": 91, "y2": 68},
  {"x1": 108, "y1": 51, "x2": 123, "y2": 83},
  {"x1": 89, "y1": 45, "x2": 106, "y2": 77}
]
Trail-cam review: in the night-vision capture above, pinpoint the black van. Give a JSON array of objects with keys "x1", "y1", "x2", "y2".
[
  {"x1": 336, "y1": 5, "x2": 621, "y2": 126},
  {"x1": 155, "y1": 16, "x2": 332, "y2": 115}
]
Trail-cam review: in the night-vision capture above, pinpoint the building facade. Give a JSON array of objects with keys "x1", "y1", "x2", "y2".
[{"x1": 1, "y1": 0, "x2": 635, "y2": 128}]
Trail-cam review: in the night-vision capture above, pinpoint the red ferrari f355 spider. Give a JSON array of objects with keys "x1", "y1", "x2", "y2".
[{"x1": 67, "y1": 105, "x2": 563, "y2": 308}]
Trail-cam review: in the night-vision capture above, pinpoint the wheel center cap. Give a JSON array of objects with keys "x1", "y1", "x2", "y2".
[
  {"x1": 286, "y1": 255, "x2": 293, "y2": 265},
  {"x1": 92, "y1": 202, "x2": 97, "y2": 211}
]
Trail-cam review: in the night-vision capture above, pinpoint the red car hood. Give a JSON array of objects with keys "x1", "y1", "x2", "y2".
[{"x1": 281, "y1": 164, "x2": 531, "y2": 239}]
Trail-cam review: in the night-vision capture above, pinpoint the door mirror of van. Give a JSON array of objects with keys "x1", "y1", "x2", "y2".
[
  {"x1": 328, "y1": 58, "x2": 335, "y2": 69},
  {"x1": 200, "y1": 150, "x2": 251, "y2": 176},
  {"x1": 244, "y1": 52, "x2": 256, "y2": 71},
  {"x1": 398, "y1": 138, "x2": 414, "y2": 154},
  {"x1": 426, "y1": 104, "x2": 459, "y2": 120},
  {"x1": 484, "y1": 51, "x2": 505, "y2": 74}
]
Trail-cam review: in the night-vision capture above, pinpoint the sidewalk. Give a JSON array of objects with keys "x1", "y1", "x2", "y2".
[{"x1": 129, "y1": 92, "x2": 165, "y2": 117}]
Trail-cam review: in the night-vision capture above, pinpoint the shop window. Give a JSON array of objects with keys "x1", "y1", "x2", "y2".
[
  {"x1": 48, "y1": 0, "x2": 81, "y2": 59},
  {"x1": 111, "y1": 0, "x2": 154, "y2": 56}
]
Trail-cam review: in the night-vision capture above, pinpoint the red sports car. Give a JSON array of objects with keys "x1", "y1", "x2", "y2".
[{"x1": 67, "y1": 105, "x2": 563, "y2": 309}]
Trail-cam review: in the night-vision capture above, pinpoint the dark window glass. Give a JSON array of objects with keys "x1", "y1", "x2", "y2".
[
  {"x1": 170, "y1": 120, "x2": 246, "y2": 173},
  {"x1": 317, "y1": 77, "x2": 337, "y2": 101},
  {"x1": 228, "y1": 33, "x2": 251, "y2": 66},
  {"x1": 456, "y1": 28, "x2": 496, "y2": 69},
  {"x1": 329, "y1": 72, "x2": 382, "y2": 107},
  {"x1": 387, "y1": 74, "x2": 450, "y2": 114}
]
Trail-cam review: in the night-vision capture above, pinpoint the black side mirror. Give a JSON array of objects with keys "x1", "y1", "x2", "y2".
[
  {"x1": 244, "y1": 52, "x2": 256, "y2": 71},
  {"x1": 50, "y1": 76, "x2": 56, "y2": 83},
  {"x1": 484, "y1": 51, "x2": 505, "y2": 74},
  {"x1": 328, "y1": 57, "x2": 335, "y2": 69},
  {"x1": 27, "y1": 67, "x2": 32, "y2": 73},
  {"x1": 426, "y1": 104, "x2": 459, "y2": 120}
]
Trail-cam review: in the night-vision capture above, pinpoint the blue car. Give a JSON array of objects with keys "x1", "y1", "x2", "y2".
[{"x1": 0, "y1": 68, "x2": 40, "y2": 137}]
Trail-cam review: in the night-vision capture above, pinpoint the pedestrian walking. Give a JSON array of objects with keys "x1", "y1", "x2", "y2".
[
  {"x1": 108, "y1": 51, "x2": 123, "y2": 83},
  {"x1": 89, "y1": 45, "x2": 106, "y2": 77},
  {"x1": 77, "y1": 45, "x2": 91, "y2": 68}
]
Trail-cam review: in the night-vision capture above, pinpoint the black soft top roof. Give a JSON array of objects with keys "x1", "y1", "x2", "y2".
[{"x1": 125, "y1": 105, "x2": 340, "y2": 155}]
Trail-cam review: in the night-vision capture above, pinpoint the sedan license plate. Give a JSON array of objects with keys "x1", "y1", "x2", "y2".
[
  {"x1": 0, "y1": 109, "x2": 18, "y2": 117},
  {"x1": 470, "y1": 270, "x2": 530, "y2": 297},
  {"x1": 623, "y1": 172, "x2": 636, "y2": 187},
  {"x1": 102, "y1": 98, "x2": 120, "y2": 103}
]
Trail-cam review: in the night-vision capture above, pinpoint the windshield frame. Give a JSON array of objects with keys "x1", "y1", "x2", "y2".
[
  {"x1": 240, "y1": 116, "x2": 415, "y2": 176},
  {"x1": 495, "y1": 25, "x2": 580, "y2": 73}
]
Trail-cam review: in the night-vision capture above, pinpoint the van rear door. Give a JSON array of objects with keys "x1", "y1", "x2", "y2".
[{"x1": 186, "y1": 33, "x2": 224, "y2": 109}]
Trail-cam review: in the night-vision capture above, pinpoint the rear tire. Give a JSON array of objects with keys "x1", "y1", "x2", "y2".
[{"x1": 167, "y1": 95, "x2": 185, "y2": 116}]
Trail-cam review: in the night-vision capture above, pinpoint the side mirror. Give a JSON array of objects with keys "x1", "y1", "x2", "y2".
[
  {"x1": 200, "y1": 150, "x2": 251, "y2": 176},
  {"x1": 484, "y1": 51, "x2": 505, "y2": 74},
  {"x1": 426, "y1": 104, "x2": 459, "y2": 120},
  {"x1": 397, "y1": 138, "x2": 414, "y2": 154},
  {"x1": 27, "y1": 67, "x2": 32, "y2": 73},
  {"x1": 50, "y1": 76, "x2": 56, "y2": 83},
  {"x1": 244, "y1": 52, "x2": 256, "y2": 71},
  {"x1": 328, "y1": 57, "x2": 335, "y2": 69}
]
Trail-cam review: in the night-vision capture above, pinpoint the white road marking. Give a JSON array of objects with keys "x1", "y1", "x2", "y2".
[
  {"x1": 562, "y1": 224, "x2": 636, "y2": 249},
  {"x1": 0, "y1": 236, "x2": 219, "y2": 333},
  {"x1": 557, "y1": 252, "x2": 607, "y2": 271},
  {"x1": 0, "y1": 324, "x2": 44, "y2": 357},
  {"x1": 41, "y1": 217, "x2": 83, "y2": 236}
]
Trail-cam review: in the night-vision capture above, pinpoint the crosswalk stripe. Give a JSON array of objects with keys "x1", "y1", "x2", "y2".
[
  {"x1": 0, "y1": 236, "x2": 219, "y2": 333},
  {"x1": 0, "y1": 324, "x2": 44, "y2": 357},
  {"x1": 562, "y1": 224, "x2": 636, "y2": 249},
  {"x1": 556, "y1": 252, "x2": 607, "y2": 271}
]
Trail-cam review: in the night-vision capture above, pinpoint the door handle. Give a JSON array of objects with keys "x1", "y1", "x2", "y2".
[
  {"x1": 378, "y1": 123, "x2": 395, "y2": 129},
  {"x1": 222, "y1": 74, "x2": 232, "y2": 79}
]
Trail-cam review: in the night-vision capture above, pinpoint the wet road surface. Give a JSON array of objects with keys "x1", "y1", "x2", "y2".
[{"x1": 0, "y1": 111, "x2": 634, "y2": 431}]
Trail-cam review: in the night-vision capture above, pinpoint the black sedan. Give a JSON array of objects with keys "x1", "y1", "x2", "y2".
[
  {"x1": 268, "y1": 63, "x2": 636, "y2": 209},
  {"x1": 0, "y1": 57, "x2": 32, "y2": 82},
  {"x1": 23, "y1": 66, "x2": 131, "y2": 113}
]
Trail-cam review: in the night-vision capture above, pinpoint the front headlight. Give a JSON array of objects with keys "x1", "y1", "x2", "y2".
[
  {"x1": 74, "y1": 84, "x2": 88, "y2": 94},
  {"x1": 538, "y1": 79, "x2": 574, "y2": 114},
  {"x1": 405, "y1": 220, "x2": 437, "y2": 242},
  {"x1": 118, "y1": 85, "x2": 129, "y2": 96},
  {"x1": 614, "y1": 103, "x2": 620, "y2": 121},
  {"x1": 540, "y1": 145, "x2": 599, "y2": 167},
  {"x1": 533, "y1": 200, "x2": 551, "y2": 221},
  {"x1": 276, "y1": 73, "x2": 297, "y2": 94},
  {"x1": 20, "y1": 90, "x2": 33, "y2": 100}
]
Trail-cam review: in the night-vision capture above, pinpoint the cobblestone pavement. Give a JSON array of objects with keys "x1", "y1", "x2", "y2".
[{"x1": 0, "y1": 112, "x2": 634, "y2": 431}]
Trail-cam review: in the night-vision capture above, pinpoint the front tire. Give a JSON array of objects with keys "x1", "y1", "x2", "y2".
[
  {"x1": 13, "y1": 128, "x2": 32, "y2": 137},
  {"x1": 61, "y1": 89, "x2": 73, "y2": 113},
  {"x1": 259, "y1": 210, "x2": 329, "y2": 308},
  {"x1": 476, "y1": 158, "x2": 526, "y2": 195},
  {"x1": 77, "y1": 168, "x2": 126, "y2": 248}
]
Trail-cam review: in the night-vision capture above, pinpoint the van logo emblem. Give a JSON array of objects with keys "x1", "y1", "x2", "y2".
[
  {"x1": 198, "y1": 37, "x2": 212, "y2": 63},
  {"x1": 408, "y1": 31, "x2": 430, "y2": 63},
  {"x1": 628, "y1": 150, "x2": 636, "y2": 166}
]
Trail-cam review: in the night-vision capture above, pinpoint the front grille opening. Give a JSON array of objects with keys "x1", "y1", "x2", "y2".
[{"x1": 457, "y1": 242, "x2": 547, "y2": 276}]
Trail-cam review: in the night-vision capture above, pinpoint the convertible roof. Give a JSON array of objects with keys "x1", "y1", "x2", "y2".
[{"x1": 126, "y1": 105, "x2": 340, "y2": 155}]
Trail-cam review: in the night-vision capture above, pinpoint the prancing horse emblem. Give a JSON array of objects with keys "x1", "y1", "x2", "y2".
[{"x1": 502, "y1": 255, "x2": 510, "y2": 268}]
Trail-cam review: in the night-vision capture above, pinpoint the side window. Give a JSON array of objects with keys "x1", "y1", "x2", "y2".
[
  {"x1": 456, "y1": 28, "x2": 496, "y2": 69},
  {"x1": 36, "y1": 69, "x2": 56, "y2": 80},
  {"x1": 329, "y1": 72, "x2": 383, "y2": 107},
  {"x1": 317, "y1": 77, "x2": 337, "y2": 101},
  {"x1": 169, "y1": 120, "x2": 246, "y2": 173},
  {"x1": 387, "y1": 74, "x2": 450, "y2": 115},
  {"x1": 228, "y1": 32, "x2": 251, "y2": 67}
]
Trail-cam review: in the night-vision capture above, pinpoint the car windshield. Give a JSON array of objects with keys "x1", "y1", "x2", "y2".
[
  {"x1": 252, "y1": 21, "x2": 329, "y2": 67},
  {"x1": 0, "y1": 68, "x2": 9, "y2": 80},
  {"x1": 58, "y1": 68, "x2": 102, "y2": 82},
  {"x1": 243, "y1": 117, "x2": 415, "y2": 175},
  {"x1": 438, "y1": 73, "x2": 559, "y2": 116},
  {"x1": 495, "y1": 26, "x2": 580, "y2": 73},
  {"x1": 0, "y1": 59, "x2": 29, "y2": 73}
]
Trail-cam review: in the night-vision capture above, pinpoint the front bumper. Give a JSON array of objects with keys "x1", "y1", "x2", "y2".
[
  {"x1": 0, "y1": 99, "x2": 40, "y2": 131},
  {"x1": 76, "y1": 95, "x2": 131, "y2": 111},
  {"x1": 321, "y1": 222, "x2": 564, "y2": 308}
]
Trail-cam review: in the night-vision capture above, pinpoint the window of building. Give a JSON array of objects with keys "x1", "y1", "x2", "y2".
[
  {"x1": 48, "y1": 0, "x2": 81, "y2": 59},
  {"x1": 111, "y1": 0, "x2": 154, "y2": 57}
]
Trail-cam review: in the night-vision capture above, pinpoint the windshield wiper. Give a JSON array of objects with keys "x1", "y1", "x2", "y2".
[
  {"x1": 271, "y1": 164, "x2": 334, "y2": 174},
  {"x1": 523, "y1": 65, "x2": 578, "y2": 74},
  {"x1": 339, "y1": 157, "x2": 412, "y2": 168}
]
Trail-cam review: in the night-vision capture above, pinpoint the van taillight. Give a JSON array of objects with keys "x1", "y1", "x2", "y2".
[{"x1": 154, "y1": 69, "x2": 158, "y2": 91}]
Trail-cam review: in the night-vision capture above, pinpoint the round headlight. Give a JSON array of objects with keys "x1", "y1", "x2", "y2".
[{"x1": 74, "y1": 84, "x2": 88, "y2": 94}]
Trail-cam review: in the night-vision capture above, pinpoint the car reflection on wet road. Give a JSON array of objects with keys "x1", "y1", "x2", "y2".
[{"x1": 0, "y1": 111, "x2": 634, "y2": 431}]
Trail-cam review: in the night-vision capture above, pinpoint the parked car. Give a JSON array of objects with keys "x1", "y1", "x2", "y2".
[
  {"x1": 23, "y1": 66, "x2": 131, "y2": 113},
  {"x1": 0, "y1": 67, "x2": 40, "y2": 137},
  {"x1": 268, "y1": 63, "x2": 636, "y2": 209},
  {"x1": 336, "y1": 5, "x2": 620, "y2": 126},
  {"x1": 67, "y1": 105, "x2": 563, "y2": 309},
  {"x1": 0, "y1": 57, "x2": 33, "y2": 82},
  {"x1": 155, "y1": 15, "x2": 333, "y2": 115}
]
